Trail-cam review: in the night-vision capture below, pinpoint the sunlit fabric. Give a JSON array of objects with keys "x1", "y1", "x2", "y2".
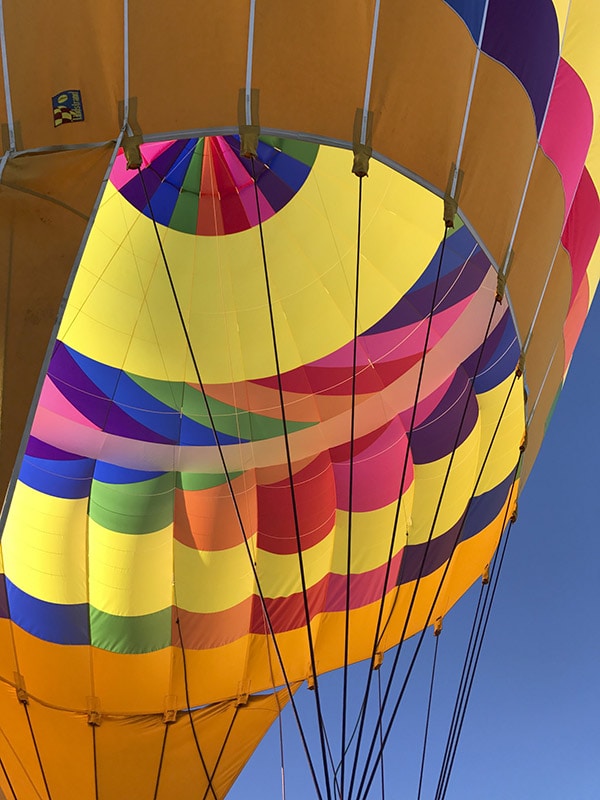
[{"x1": 0, "y1": 1, "x2": 598, "y2": 798}]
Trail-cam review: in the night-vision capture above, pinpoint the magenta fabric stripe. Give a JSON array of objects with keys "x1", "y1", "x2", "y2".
[
  {"x1": 562, "y1": 168, "x2": 600, "y2": 307},
  {"x1": 541, "y1": 59, "x2": 594, "y2": 219}
]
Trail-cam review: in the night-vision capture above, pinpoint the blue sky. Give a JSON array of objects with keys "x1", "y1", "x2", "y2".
[
  {"x1": 442, "y1": 294, "x2": 600, "y2": 799},
  {"x1": 229, "y1": 295, "x2": 599, "y2": 800}
]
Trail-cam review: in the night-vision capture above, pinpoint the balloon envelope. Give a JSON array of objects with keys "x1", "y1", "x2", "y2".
[{"x1": 0, "y1": 2, "x2": 598, "y2": 798}]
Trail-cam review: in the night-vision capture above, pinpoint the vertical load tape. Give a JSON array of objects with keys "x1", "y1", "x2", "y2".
[
  {"x1": 118, "y1": 96, "x2": 143, "y2": 169},
  {"x1": 444, "y1": 162, "x2": 464, "y2": 228},
  {"x1": 238, "y1": 88, "x2": 260, "y2": 158},
  {"x1": 353, "y1": 107, "x2": 373, "y2": 177}
]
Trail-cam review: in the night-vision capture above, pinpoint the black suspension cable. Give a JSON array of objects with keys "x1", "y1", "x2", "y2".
[
  {"x1": 377, "y1": 669, "x2": 385, "y2": 800},
  {"x1": 417, "y1": 631, "x2": 440, "y2": 800},
  {"x1": 435, "y1": 462, "x2": 521, "y2": 800},
  {"x1": 249, "y1": 156, "x2": 334, "y2": 800},
  {"x1": 355, "y1": 368, "x2": 520, "y2": 800},
  {"x1": 262, "y1": 604, "x2": 288, "y2": 800},
  {"x1": 152, "y1": 720, "x2": 170, "y2": 800},
  {"x1": 91, "y1": 723, "x2": 99, "y2": 800},
  {"x1": 134, "y1": 165, "x2": 225, "y2": 800},
  {"x1": 278, "y1": 697, "x2": 287, "y2": 800},
  {"x1": 151, "y1": 325, "x2": 187, "y2": 800},
  {"x1": 0, "y1": 591, "x2": 52, "y2": 800},
  {"x1": 353, "y1": 289, "x2": 501, "y2": 793},
  {"x1": 22, "y1": 705, "x2": 51, "y2": 800},
  {"x1": 379, "y1": 286, "x2": 500, "y2": 651},
  {"x1": 0, "y1": 752, "x2": 17, "y2": 800},
  {"x1": 334, "y1": 693, "x2": 369, "y2": 796},
  {"x1": 173, "y1": 614, "x2": 219, "y2": 800},
  {"x1": 347, "y1": 225, "x2": 452, "y2": 800},
  {"x1": 434, "y1": 566, "x2": 492, "y2": 797},
  {"x1": 201, "y1": 706, "x2": 240, "y2": 800},
  {"x1": 434, "y1": 458, "x2": 521, "y2": 799},
  {"x1": 350, "y1": 234, "x2": 493, "y2": 800},
  {"x1": 341, "y1": 173, "x2": 365, "y2": 800},
  {"x1": 357, "y1": 369, "x2": 521, "y2": 800},
  {"x1": 334, "y1": 536, "x2": 410, "y2": 777},
  {"x1": 434, "y1": 578, "x2": 486, "y2": 797},
  {"x1": 75, "y1": 270, "x2": 149, "y2": 800},
  {"x1": 136, "y1": 165, "x2": 326, "y2": 800},
  {"x1": 435, "y1": 544, "x2": 508, "y2": 800}
]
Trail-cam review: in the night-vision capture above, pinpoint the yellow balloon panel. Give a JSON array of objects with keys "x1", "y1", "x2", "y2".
[{"x1": 60, "y1": 146, "x2": 441, "y2": 383}]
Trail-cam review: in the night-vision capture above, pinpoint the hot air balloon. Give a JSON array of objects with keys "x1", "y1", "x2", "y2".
[{"x1": 0, "y1": 2, "x2": 597, "y2": 799}]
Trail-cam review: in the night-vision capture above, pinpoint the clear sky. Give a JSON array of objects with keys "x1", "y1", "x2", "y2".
[
  {"x1": 441, "y1": 294, "x2": 600, "y2": 800},
  {"x1": 229, "y1": 295, "x2": 599, "y2": 800}
]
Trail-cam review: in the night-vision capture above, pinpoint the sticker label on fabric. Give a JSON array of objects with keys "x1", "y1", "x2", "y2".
[{"x1": 52, "y1": 90, "x2": 85, "y2": 127}]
